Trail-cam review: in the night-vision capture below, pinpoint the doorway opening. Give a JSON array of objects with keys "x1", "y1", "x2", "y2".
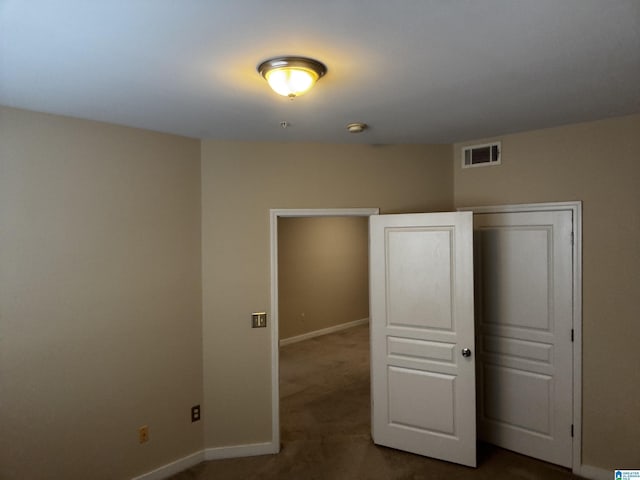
[{"x1": 269, "y1": 208, "x2": 379, "y2": 450}]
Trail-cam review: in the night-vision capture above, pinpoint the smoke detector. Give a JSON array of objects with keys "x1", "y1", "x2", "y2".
[{"x1": 346, "y1": 122, "x2": 368, "y2": 133}]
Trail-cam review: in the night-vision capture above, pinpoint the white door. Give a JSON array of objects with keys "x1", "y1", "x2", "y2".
[
  {"x1": 370, "y1": 212, "x2": 476, "y2": 467},
  {"x1": 473, "y1": 210, "x2": 573, "y2": 467}
]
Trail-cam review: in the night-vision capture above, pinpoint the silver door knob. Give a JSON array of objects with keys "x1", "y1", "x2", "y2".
[{"x1": 461, "y1": 348, "x2": 472, "y2": 358}]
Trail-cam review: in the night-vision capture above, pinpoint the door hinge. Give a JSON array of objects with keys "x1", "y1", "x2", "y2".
[
  {"x1": 571, "y1": 329, "x2": 574, "y2": 342},
  {"x1": 571, "y1": 424, "x2": 574, "y2": 437},
  {"x1": 571, "y1": 231, "x2": 575, "y2": 245}
]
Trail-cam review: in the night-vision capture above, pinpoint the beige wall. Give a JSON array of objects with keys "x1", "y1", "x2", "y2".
[
  {"x1": 4, "y1": 104, "x2": 634, "y2": 476},
  {"x1": 201, "y1": 141, "x2": 452, "y2": 447},
  {"x1": 454, "y1": 114, "x2": 640, "y2": 470},
  {"x1": 278, "y1": 217, "x2": 369, "y2": 340},
  {"x1": 0, "y1": 107, "x2": 203, "y2": 480}
]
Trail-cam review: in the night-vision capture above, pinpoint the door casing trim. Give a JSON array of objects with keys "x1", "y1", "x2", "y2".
[{"x1": 269, "y1": 208, "x2": 380, "y2": 451}]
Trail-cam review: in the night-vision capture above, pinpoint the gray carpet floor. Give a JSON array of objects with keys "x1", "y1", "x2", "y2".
[{"x1": 169, "y1": 324, "x2": 583, "y2": 479}]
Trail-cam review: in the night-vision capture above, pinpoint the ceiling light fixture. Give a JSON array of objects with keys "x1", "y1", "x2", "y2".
[{"x1": 258, "y1": 56, "x2": 327, "y2": 98}]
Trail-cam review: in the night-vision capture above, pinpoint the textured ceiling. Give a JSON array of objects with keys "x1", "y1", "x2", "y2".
[{"x1": 1, "y1": 0, "x2": 639, "y2": 143}]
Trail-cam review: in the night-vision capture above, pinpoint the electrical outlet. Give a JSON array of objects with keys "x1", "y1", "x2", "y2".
[
  {"x1": 138, "y1": 425, "x2": 149, "y2": 444},
  {"x1": 191, "y1": 405, "x2": 201, "y2": 422}
]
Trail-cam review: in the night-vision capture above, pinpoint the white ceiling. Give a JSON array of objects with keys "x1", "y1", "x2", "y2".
[{"x1": 1, "y1": 0, "x2": 639, "y2": 144}]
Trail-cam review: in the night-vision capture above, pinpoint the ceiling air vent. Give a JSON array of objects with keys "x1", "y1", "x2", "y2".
[{"x1": 462, "y1": 141, "x2": 501, "y2": 168}]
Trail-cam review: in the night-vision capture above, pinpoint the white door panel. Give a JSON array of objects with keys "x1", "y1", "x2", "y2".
[
  {"x1": 370, "y1": 212, "x2": 476, "y2": 467},
  {"x1": 474, "y1": 210, "x2": 573, "y2": 468},
  {"x1": 482, "y1": 364, "x2": 553, "y2": 434}
]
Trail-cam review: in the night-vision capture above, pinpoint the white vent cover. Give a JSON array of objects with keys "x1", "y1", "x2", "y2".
[{"x1": 462, "y1": 141, "x2": 501, "y2": 168}]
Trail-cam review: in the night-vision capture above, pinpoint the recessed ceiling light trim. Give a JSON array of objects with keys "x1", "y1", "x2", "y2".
[{"x1": 258, "y1": 56, "x2": 327, "y2": 98}]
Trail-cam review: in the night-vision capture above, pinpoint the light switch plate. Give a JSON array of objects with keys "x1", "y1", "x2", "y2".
[{"x1": 252, "y1": 312, "x2": 267, "y2": 328}]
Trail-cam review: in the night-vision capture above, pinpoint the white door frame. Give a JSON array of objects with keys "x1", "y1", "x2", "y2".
[
  {"x1": 269, "y1": 208, "x2": 380, "y2": 451},
  {"x1": 458, "y1": 201, "x2": 582, "y2": 474}
]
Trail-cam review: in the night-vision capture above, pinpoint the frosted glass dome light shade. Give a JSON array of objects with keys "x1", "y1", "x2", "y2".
[{"x1": 258, "y1": 57, "x2": 327, "y2": 98}]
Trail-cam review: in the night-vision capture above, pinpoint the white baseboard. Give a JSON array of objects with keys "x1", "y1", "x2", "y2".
[
  {"x1": 204, "y1": 441, "x2": 279, "y2": 460},
  {"x1": 279, "y1": 317, "x2": 369, "y2": 346},
  {"x1": 129, "y1": 446, "x2": 614, "y2": 480},
  {"x1": 131, "y1": 442, "x2": 279, "y2": 479},
  {"x1": 131, "y1": 450, "x2": 204, "y2": 480},
  {"x1": 577, "y1": 464, "x2": 612, "y2": 480}
]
